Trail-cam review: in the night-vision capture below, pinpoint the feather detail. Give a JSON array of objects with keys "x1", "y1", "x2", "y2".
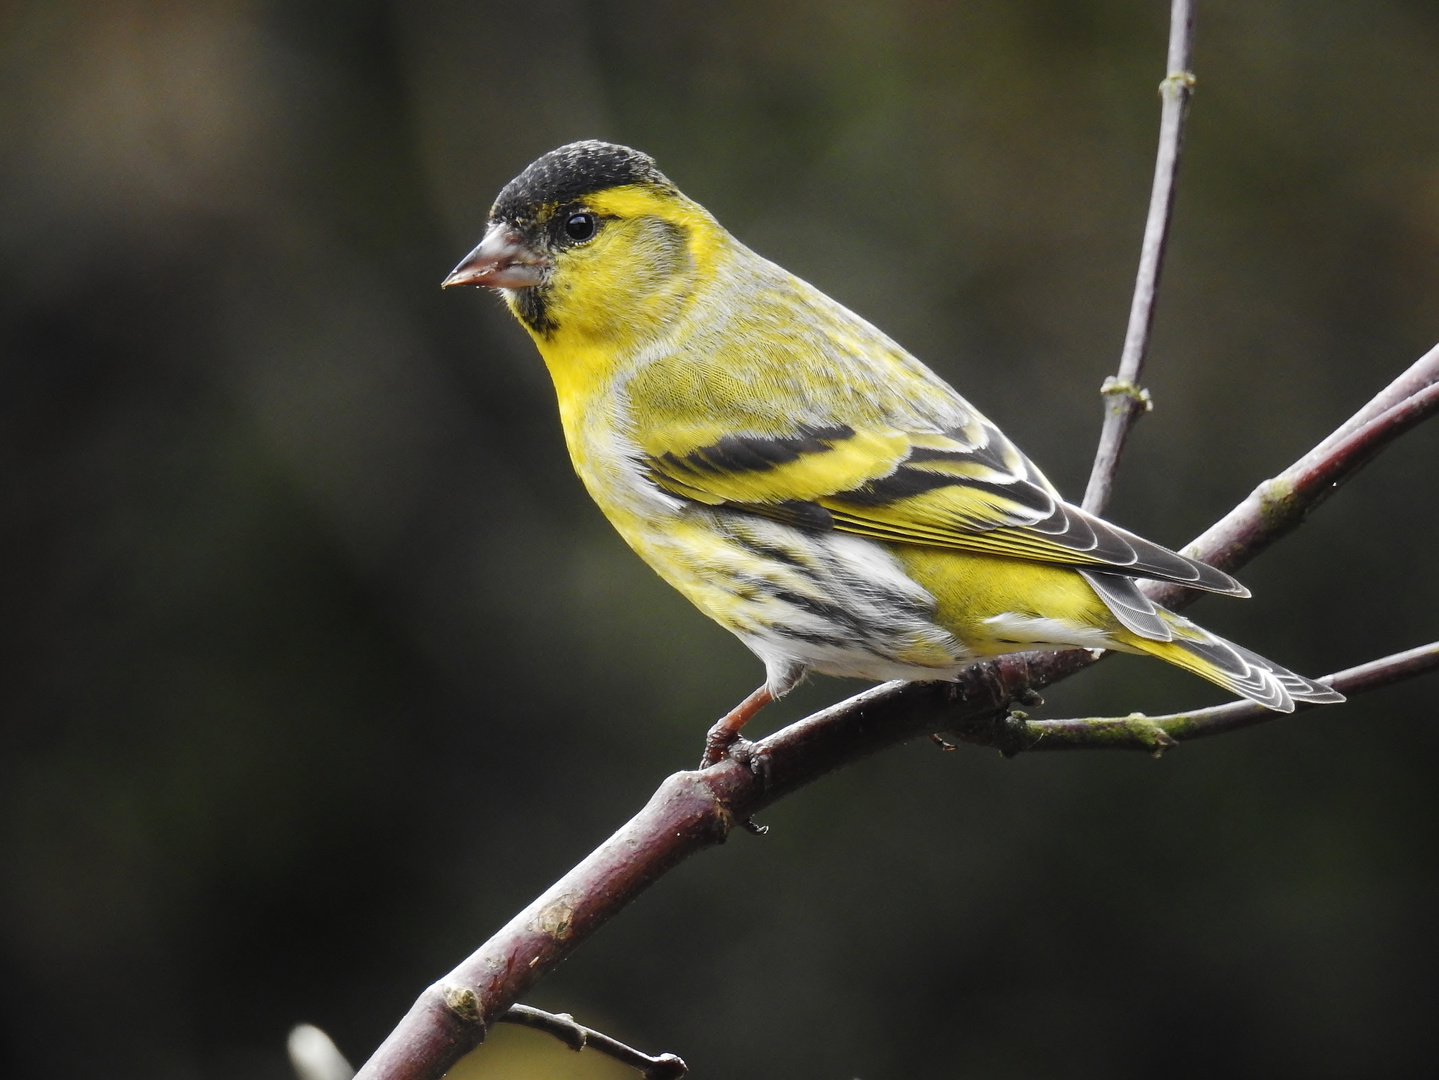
[
  {"x1": 1078, "y1": 570, "x2": 1172, "y2": 641},
  {"x1": 644, "y1": 424, "x2": 1246, "y2": 596},
  {"x1": 1127, "y1": 612, "x2": 1346, "y2": 710}
]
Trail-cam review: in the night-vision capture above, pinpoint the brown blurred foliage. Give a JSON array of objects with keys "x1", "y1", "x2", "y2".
[{"x1": 1, "y1": 2, "x2": 1437, "y2": 1078}]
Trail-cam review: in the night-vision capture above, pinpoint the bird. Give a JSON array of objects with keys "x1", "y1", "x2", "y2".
[{"x1": 443, "y1": 140, "x2": 1342, "y2": 766}]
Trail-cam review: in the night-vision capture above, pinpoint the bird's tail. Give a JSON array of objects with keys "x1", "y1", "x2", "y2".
[{"x1": 1127, "y1": 610, "x2": 1344, "y2": 713}]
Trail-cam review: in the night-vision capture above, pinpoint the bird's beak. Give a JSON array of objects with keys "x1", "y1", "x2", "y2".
[{"x1": 442, "y1": 224, "x2": 549, "y2": 289}]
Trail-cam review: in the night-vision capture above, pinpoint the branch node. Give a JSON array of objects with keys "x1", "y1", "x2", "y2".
[
  {"x1": 438, "y1": 982, "x2": 486, "y2": 1034},
  {"x1": 644, "y1": 1054, "x2": 690, "y2": 1080},
  {"x1": 1145, "y1": 723, "x2": 1179, "y2": 759},
  {"x1": 1100, "y1": 375, "x2": 1154, "y2": 411},
  {"x1": 1159, "y1": 70, "x2": 1196, "y2": 98},
  {"x1": 541, "y1": 1011, "x2": 586, "y2": 1052},
  {"x1": 531, "y1": 897, "x2": 575, "y2": 941},
  {"x1": 997, "y1": 711, "x2": 1036, "y2": 758},
  {"x1": 1257, "y1": 475, "x2": 1301, "y2": 528}
]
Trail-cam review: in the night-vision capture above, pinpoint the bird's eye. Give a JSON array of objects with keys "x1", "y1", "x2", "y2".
[{"x1": 563, "y1": 212, "x2": 597, "y2": 242}]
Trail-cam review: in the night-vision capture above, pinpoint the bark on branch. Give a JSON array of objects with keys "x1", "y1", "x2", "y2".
[
  {"x1": 1083, "y1": 0, "x2": 1196, "y2": 515},
  {"x1": 954, "y1": 641, "x2": 1439, "y2": 757}
]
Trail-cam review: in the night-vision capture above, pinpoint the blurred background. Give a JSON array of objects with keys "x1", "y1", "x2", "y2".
[{"x1": 2, "y1": 1, "x2": 1437, "y2": 1077}]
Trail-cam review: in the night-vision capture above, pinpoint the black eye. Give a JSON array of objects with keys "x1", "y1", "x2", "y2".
[{"x1": 563, "y1": 211, "x2": 597, "y2": 242}]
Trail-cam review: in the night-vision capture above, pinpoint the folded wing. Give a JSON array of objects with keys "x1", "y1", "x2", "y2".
[{"x1": 643, "y1": 419, "x2": 1246, "y2": 600}]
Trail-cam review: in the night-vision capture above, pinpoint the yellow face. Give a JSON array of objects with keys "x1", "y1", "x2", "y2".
[
  {"x1": 445, "y1": 143, "x2": 730, "y2": 407},
  {"x1": 505, "y1": 186, "x2": 722, "y2": 350}
]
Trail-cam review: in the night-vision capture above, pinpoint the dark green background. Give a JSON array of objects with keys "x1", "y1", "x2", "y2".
[{"x1": 2, "y1": 2, "x2": 1437, "y2": 1077}]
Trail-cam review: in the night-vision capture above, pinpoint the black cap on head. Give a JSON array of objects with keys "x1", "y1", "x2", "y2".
[{"x1": 490, "y1": 141, "x2": 675, "y2": 226}]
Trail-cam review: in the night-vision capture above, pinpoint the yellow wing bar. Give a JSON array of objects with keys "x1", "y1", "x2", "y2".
[{"x1": 645, "y1": 424, "x2": 1247, "y2": 596}]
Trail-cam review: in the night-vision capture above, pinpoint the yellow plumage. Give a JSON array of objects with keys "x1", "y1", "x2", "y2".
[{"x1": 444, "y1": 141, "x2": 1341, "y2": 760}]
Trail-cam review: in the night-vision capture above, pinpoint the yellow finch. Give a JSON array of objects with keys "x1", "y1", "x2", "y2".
[{"x1": 444, "y1": 141, "x2": 1341, "y2": 764}]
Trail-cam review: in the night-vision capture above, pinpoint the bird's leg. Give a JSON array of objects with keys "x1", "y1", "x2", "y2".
[{"x1": 700, "y1": 684, "x2": 774, "y2": 768}]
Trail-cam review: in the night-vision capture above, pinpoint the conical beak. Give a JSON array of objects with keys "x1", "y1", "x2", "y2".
[{"x1": 442, "y1": 224, "x2": 549, "y2": 289}]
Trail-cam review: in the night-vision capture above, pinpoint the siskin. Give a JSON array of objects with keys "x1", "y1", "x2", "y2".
[{"x1": 444, "y1": 141, "x2": 1341, "y2": 765}]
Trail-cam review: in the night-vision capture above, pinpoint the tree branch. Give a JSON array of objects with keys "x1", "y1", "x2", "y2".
[
  {"x1": 1151, "y1": 344, "x2": 1439, "y2": 605},
  {"x1": 1307, "y1": 339, "x2": 1439, "y2": 456},
  {"x1": 952, "y1": 641, "x2": 1439, "y2": 757},
  {"x1": 351, "y1": 344, "x2": 1439, "y2": 1080},
  {"x1": 500, "y1": 1006, "x2": 687, "y2": 1079},
  {"x1": 1082, "y1": 0, "x2": 1196, "y2": 515}
]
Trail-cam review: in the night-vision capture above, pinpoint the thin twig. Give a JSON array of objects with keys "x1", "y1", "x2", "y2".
[
  {"x1": 959, "y1": 642, "x2": 1439, "y2": 756},
  {"x1": 1306, "y1": 340, "x2": 1439, "y2": 459},
  {"x1": 351, "y1": 349, "x2": 1439, "y2": 1080},
  {"x1": 1083, "y1": 0, "x2": 1196, "y2": 516},
  {"x1": 1150, "y1": 348, "x2": 1439, "y2": 606},
  {"x1": 1288, "y1": 380, "x2": 1439, "y2": 495},
  {"x1": 501, "y1": 1006, "x2": 687, "y2": 1079}
]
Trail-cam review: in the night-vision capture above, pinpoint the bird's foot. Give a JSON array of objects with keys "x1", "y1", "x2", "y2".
[
  {"x1": 699, "y1": 727, "x2": 739, "y2": 769},
  {"x1": 702, "y1": 736, "x2": 774, "y2": 834},
  {"x1": 726, "y1": 737, "x2": 775, "y2": 788},
  {"x1": 699, "y1": 684, "x2": 775, "y2": 768}
]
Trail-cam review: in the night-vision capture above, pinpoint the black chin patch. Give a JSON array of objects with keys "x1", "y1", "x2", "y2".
[
  {"x1": 513, "y1": 285, "x2": 558, "y2": 337},
  {"x1": 492, "y1": 141, "x2": 675, "y2": 226}
]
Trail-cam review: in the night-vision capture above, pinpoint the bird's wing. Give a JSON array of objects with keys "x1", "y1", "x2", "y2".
[{"x1": 642, "y1": 419, "x2": 1247, "y2": 597}]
